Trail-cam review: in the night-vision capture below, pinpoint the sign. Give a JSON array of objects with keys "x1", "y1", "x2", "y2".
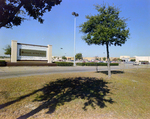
[
  {"x1": 19, "y1": 49, "x2": 46, "y2": 57},
  {"x1": 11, "y1": 40, "x2": 52, "y2": 62},
  {"x1": 17, "y1": 43, "x2": 48, "y2": 60}
]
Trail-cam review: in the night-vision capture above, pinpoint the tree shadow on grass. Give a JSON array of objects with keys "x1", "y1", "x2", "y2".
[
  {"x1": 96, "y1": 70, "x2": 124, "y2": 75},
  {"x1": 17, "y1": 77, "x2": 114, "y2": 119}
]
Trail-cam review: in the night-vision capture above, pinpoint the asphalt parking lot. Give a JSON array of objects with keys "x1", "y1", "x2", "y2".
[{"x1": 0, "y1": 63, "x2": 150, "y2": 79}]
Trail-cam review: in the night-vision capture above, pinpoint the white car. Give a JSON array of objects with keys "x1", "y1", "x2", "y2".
[{"x1": 133, "y1": 62, "x2": 141, "y2": 65}]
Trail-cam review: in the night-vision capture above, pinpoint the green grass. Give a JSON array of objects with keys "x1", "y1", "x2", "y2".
[{"x1": 0, "y1": 68, "x2": 150, "y2": 119}]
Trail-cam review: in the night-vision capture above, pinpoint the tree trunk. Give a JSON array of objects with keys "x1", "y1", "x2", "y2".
[{"x1": 106, "y1": 43, "x2": 111, "y2": 78}]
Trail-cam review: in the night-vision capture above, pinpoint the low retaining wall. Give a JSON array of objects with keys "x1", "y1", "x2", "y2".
[{"x1": 5, "y1": 62, "x2": 57, "y2": 66}]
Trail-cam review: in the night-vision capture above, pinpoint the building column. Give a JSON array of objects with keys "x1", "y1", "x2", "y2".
[
  {"x1": 47, "y1": 45, "x2": 52, "y2": 63},
  {"x1": 135, "y1": 56, "x2": 139, "y2": 62},
  {"x1": 11, "y1": 40, "x2": 17, "y2": 62}
]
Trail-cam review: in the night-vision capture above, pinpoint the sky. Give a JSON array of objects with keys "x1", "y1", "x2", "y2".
[{"x1": 0, "y1": 0, "x2": 150, "y2": 57}]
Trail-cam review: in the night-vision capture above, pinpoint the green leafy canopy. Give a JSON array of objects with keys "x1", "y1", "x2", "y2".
[
  {"x1": 3, "y1": 45, "x2": 11, "y2": 55},
  {"x1": 62, "y1": 56, "x2": 67, "y2": 60},
  {"x1": 0, "y1": 0, "x2": 62, "y2": 28},
  {"x1": 80, "y1": 4, "x2": 130, "y2": 46},
  {"x1": 75, "y1": 53, "x2": 83, "y2": 60}
]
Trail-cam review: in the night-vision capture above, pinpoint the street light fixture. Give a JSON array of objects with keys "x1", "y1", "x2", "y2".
[{"x1": 72, "y1": 12, "x2": 79, "y2": 66}]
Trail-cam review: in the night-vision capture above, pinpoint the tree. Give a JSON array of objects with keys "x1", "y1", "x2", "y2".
[
  {"x1": 0, "y1": 0, "x2": 62, "y2": 28},
  {"x1": 130, "y1": 59, "x2": 135, "y2": 62},
  {"x1": 3, "y1": 45, "x2": 11, "y2": 57},
  {"x1": 117, "y1": 58, "x2": 121, "y2": 61},
  {"x1": 103, "y1": 57, "x2": 106, "y2": 61},
  {"x1": 95, "y1": 56, "x2": 99, "y2": 60},
  {"x1": 80, "y1": 4, "x2": 130, "y2": 78},
  {"x1": 112, "y1": 58, "x2": 117, "y2": 61},
  {"x1": 75, "y1": 53, "x2": 83, "y2": 60},
  {"x1": 62, "y1": 56, "x2": 67, "y2": 60}
]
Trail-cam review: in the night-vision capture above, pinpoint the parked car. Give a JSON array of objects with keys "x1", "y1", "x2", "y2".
[
  {"x1": 133, "y1": 62, "x2": 141, "y2": 65},
  {"x1": 140, "y1": 61, "x2": 149, "y2": 64},
  {"x1": 98, "y1": 61, "x2": 104, "y2": 63}
]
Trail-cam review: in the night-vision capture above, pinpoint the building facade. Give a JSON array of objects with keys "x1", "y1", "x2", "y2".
[{"x1": 135, "y1": 56, "x2": 150, "y2": 63}]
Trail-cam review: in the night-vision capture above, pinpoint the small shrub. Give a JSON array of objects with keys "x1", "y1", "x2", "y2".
[
  {"x1": 76, "y1": 62, "x2": 86, "y2": 66},
  {"x1": 55, "y1": 62, "x2": 73, "y2": 66},
  {"x1": 0, "y1": 60, "x2": 6, "y2": 66},
  {"x1": 110, "y1": 63, "x2": 119, "y2": 66},
  {"x1": 86, "y1": 62, "x2": 98, "y2": 66}
]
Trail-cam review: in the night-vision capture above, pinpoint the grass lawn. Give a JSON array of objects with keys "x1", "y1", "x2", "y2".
[{"x1": 0, "y1": 68, "x2": 150, "y2": 119}]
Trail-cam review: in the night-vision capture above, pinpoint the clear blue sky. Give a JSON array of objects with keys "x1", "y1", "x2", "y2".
[{"x1": 0, "y1": 0, "x2": 150, "y2": 57}]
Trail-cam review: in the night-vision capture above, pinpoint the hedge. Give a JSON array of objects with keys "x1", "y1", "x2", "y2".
[
  {"x1": 76, "y1": 62, "x2": 119, "y2": 66},
  {"x1": 54, "y1": 62, "x2": 73, "y2": 66},
  {"x1": 0, "y1": 60, "x2": 6, "y2": 66}
]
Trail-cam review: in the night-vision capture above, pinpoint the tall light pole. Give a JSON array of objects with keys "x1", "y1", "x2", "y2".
[
  {"x1": 72, "y1": 12, "x2": 79, "y2": 66},
  {"x1": 60, "y1": 48, "x2": 63, "y2": 60}
]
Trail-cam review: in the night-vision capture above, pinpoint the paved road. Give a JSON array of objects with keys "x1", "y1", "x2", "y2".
[{"x1": 0, "y1": 64, "x2": 150, "y2": 79}]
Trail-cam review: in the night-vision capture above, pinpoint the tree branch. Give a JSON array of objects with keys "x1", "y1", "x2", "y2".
[{"x1": 0, "y1": 2, "x2": 23, "y2": 28}]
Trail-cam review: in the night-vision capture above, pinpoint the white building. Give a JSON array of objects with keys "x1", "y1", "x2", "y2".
[
  {"x1": 120, "y1": 56, "x2": 130, "y2": 62},
  {"x1": 135, "y1": 56, "x2": 150, "y2": 63}
]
